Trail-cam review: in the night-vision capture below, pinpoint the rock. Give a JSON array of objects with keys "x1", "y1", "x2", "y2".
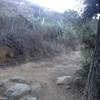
[
  {"x1": 19, "y1": 96, "x2": 37, "y2": 100},
  {"x1": 0, "y1": 82, "x2": 6, "y2": 95},
  {"x1": 0, "y1": 97, "x2": 8, "y2": 100},
  {"x1": 5, "y1": 83, "x2": 31, "y2": 100},
  {"x1": 31, "y1": 81, "x2": 42, "y2": 97},
  {"x1": 72, "y1": 77, "x2": 86, "y2": 89},
  {"x1": 56, "y1": 76, "x2": 72, "y2": 85},
  {"x1": 65, "y1": 85, "x2": 71, "y2": 90},
  {"x1": 10, "y1": 76, "x2": 31, "y2": 84}
]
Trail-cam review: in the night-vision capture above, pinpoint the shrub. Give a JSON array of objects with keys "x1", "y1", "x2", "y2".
[
  {"x1": 79, "y1": 19, "x2": 97, "y2": 79},
  {"x1": 0, "y1": 15, "x2": 63, "y2": 64}
]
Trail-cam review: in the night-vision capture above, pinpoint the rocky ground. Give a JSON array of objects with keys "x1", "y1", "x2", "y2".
[{"x1": 0, "y1": 51, "x2": 82, "y2": 100}]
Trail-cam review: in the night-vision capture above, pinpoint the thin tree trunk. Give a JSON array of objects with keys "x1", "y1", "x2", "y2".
[{"x1": 82, "y1": 18, "x2": 100, "y2": 100}]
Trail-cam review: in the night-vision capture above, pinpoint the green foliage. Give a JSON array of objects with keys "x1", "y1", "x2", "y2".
[
  {"x1": 0, "y1": 1, "x2": 84, "y2": 65},
  {"x1": 79, "y1": 19, "x2": 97, "y2": 79},
  {"x1": 80, "y1": 48, "x2": 93, "y2": 78},
  {"x1": 60, "y1": 10, "x2": 81, "y2": 50},
  {"x1": 0, "y1": 13, "x2": 64, "y2": 64}
]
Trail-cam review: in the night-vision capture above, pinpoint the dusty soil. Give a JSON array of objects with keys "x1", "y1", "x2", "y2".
[{"x1": 0, "y1": 51, "x2": 82, "y2": 100}]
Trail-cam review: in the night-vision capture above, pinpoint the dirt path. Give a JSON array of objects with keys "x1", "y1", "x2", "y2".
[{"x1": 0, "y1": 51, "x2": 81, "y2": 100}]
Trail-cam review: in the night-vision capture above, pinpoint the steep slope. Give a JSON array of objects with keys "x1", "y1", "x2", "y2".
[{"x1": 0, "y1": 0, "x2": 64, "y2": 64}]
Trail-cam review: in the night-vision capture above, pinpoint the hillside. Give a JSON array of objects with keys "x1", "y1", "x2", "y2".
[
  {"x1": 0, "y1": 0, "x2": 66, "y2": 64},
  {"x1": 0, "y1": 0, "x2": 63, "y2": 32}
]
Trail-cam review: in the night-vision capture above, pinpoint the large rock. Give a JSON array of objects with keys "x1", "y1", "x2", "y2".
[
  {"x1": 10, "y1": 76, "x2": 31, "y2": 84},
  {"x1": 0, "y1": 82, "x2": 6, "y2": 95},
  {"x1": 19, "y1": 96, "x2": 37, "y2": 100},
  {"x1": 5, "y1": 83, "x2": 31, "y2": 100},
  {"x1": 31, "y1": 82, "x2": 42, "y2": 97},
  {"x1": 56, "y1": 76, "x2": 72, "y2": 85}
]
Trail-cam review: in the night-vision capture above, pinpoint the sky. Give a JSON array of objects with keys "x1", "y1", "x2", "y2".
[{"x1": 27, "y1": 0, "x2": 80, "y2": 13}]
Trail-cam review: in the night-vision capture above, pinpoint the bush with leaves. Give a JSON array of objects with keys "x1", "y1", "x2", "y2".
[{"x1": 78, "y1": 19, "x2": 97, "y2": 79}]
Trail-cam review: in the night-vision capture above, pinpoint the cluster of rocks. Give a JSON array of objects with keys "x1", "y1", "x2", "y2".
[
  {"x1": 0, "y1": 76, "x2": 43, "y2": 100},
  {"x1": 56, "y1": 75, "x2": 86, "y2": 91},
  {"x1": 56, "y1": 76, "x2": 72, "y2": 85}
]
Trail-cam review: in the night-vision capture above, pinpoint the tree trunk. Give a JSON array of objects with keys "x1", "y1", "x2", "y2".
[{"x1": 83, "y1": 18, "x2": 100, "y2": 100}]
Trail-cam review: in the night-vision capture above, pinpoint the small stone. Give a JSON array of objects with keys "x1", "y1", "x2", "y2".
[
  {"x1": 56, "y1": 76, "x2": 72, "y2": 85},
  {"x1": 65, "y1": 85, "x2": 71, "y2": 90},
  {"x1": 10, "y1": 77, "x2": 31, "y2": 84},
  {"x1": 19, "y1": 96, "x2": 37, "y2": 100},
  {"x1": 0, "y1": 97, "x2": 8, "y2": 100},
  {"x1": 5, "y1": 83, "x2": 31, "y2": 100}
]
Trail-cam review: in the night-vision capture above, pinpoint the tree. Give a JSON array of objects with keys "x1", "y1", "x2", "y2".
[{"x1": 82, "y1": 0, "x2": 100, "y2": 100}]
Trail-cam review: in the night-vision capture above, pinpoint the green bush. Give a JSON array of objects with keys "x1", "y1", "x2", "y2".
[{"x1": 79, "y1": 19, "x2": 97, "y2": 79}]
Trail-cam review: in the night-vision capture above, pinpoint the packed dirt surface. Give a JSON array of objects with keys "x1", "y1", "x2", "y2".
[{"x1": 0, "y1": 51, "x2": 82, "y2": 100}]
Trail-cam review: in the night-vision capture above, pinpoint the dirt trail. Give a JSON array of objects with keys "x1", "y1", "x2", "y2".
[{"x1": 0, "y1": 51, "x2": 81, "y2": 100}]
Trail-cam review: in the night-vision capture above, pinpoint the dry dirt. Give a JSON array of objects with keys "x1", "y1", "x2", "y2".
[{"x1": 0, "y1": 51, "x2": 82, "y2": 100}]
